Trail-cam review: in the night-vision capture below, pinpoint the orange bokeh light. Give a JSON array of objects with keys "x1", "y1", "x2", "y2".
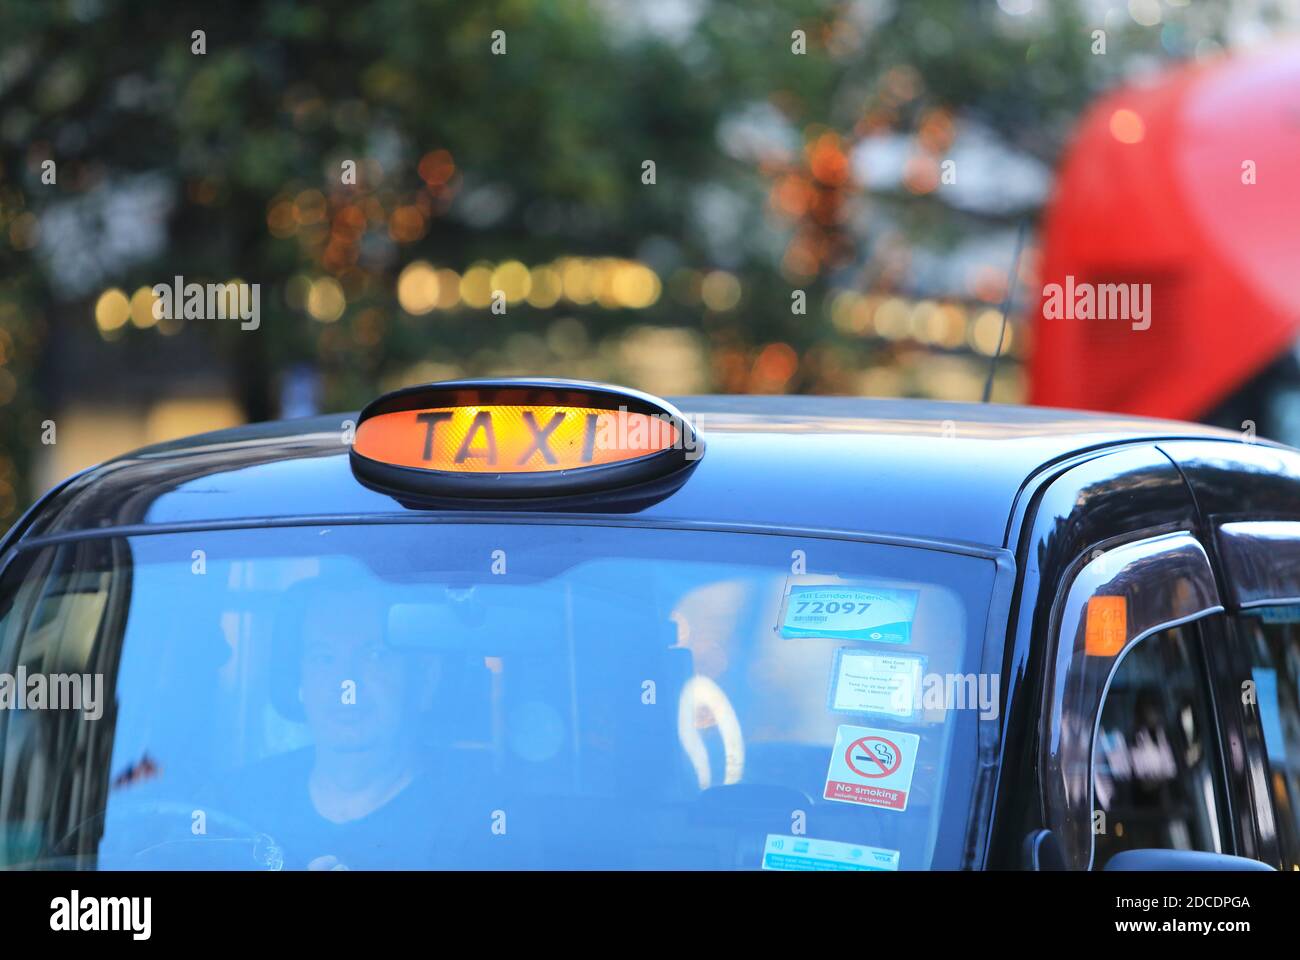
[
  {"x1": 772, "y1": 174, "x2": 814, "y2": 217},
  {"x1": 807, "y1": 133, "x2": 851, "y2": 187},
  {"x1": 418, "y1": 149, "x2": 456, "y2": 186},
  {"x1": 1109, "y1": 108, "x2": 1145, "y2": 145},
  {"x1": 751, "y1": 342, "x2": 799, "y2": 390}
]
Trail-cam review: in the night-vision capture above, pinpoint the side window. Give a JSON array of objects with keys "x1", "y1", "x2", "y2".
[
  {"x1": 0, "y1": 540, "x2": 128, "y2": 868},
  {"x1": 1091, "y1": 624, "x2": 1226, "y2": 868},
  {"x1": 1041, "y1": 532, "x2": 1224, "y2": 869},
  {"x1": 1236, "y1": 611, "x2": 1300, "y2": 871}
]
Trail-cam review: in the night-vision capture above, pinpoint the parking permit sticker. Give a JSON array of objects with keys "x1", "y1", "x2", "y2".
[
  {"x1": 762, "y1": 834, "x2": 900, "y2": 872},
  {"x1": 823, "y1": 724, "x2": 920, "y2": 812},
  {"x1": 829, "y1": 648, "x2": 926, "y2": 720},
  {"x1": 780, "y1": 585, "x2": 919, "y2": 643}
]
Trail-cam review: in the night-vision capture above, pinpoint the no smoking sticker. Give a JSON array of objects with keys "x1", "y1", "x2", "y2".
[{"x1": 823, "y1": 724, "x2": 920, "y2": 812}]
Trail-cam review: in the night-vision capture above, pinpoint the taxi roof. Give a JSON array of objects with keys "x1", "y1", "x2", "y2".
[{"x1": 14, "y1": 396, "x2": 1248, "y2": 553}]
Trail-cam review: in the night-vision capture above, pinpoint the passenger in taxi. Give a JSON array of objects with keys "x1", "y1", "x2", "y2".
[{"x1": 218, "y1": 586, "x2": 530, "y2": 869}]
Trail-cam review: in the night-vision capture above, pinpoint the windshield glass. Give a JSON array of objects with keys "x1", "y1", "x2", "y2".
[{"x1": 0, "y1": 523, "x2": 997, "y2": 870}]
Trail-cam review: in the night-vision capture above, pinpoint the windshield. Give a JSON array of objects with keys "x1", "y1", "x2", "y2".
[{"x1": 0, "y1": 523, "x2": 997, "y2": 870}]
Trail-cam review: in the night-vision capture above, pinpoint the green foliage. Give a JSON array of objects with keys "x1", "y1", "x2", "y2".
[{"x1": 0, "y1": 0, "x2": 1242, "y2": 530}]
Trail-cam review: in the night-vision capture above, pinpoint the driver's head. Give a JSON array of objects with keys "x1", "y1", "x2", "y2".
[{"x1": 298, "y1": 588, "x2": 440, "y2": 753}]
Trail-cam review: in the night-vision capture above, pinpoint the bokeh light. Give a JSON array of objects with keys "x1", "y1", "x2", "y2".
[
  {"x1": 1109, "y1": 108, "x2": 1146, "y2": 144},
  {"x1": 94, "y1": 289, "x2": 130, "y2": 335},
  {"x1": 307, "y1": 277, "x2": 346, "y2": 322},
  {"x1": 397, "y1": 261, "x2": 440, "y2": 315}
]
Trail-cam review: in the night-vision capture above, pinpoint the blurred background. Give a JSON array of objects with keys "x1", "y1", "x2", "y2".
[{"x1": 1, "y1": 0, "x2": 1298, "y2": 532}]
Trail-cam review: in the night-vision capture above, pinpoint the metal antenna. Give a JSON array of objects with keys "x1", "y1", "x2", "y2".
[{"x1": 982, "y1": 219, "x2": 1028, "y2": 403}]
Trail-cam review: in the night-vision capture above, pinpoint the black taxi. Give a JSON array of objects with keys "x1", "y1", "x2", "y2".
[{"x1": 1, "y1": 378, "x2": 1298, "y2": 871}]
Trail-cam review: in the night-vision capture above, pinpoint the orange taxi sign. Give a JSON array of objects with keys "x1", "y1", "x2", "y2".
[
  {"x1": 355, "y1": 405, "x2": 679, "y2": 473},
  {"x1": 349, "y1": 379, "x2": 701, "y2": 498}
]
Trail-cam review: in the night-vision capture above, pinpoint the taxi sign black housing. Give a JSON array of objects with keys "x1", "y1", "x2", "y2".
[{"x1": 348, "y1": 379, "x2": 702, "y2": 501}]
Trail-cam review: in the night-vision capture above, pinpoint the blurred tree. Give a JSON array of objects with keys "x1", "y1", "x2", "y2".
[{"x1": 0, "y1": 0, "x2": 1249, "y2": 531}]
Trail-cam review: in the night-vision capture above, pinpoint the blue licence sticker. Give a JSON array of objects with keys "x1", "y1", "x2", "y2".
[
  {"x1": 762, "y1": 834, "x2": 900, "y2": 871},
  {"x1": 780, "y1": 585, "x2": 919, "y2": 643}
]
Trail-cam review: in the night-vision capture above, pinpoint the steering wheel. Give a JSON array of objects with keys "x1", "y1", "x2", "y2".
[{"x1": 48, "y1": 798, "x2": 285, "y2": 870}]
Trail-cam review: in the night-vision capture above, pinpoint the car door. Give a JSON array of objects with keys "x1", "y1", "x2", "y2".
[
  {"x1": 1157, "y1": 439, "x2": 1300, "y2": 870},
  {"x1": 1203, "y1": 520, "x2": 1300, "y2": 871},
  {"x1": 1037, "y1": 532, "x2": 1236, "y2": 869},
  {"x1": 962, "y1": 440, "x2": 1297, "y2": 870}
]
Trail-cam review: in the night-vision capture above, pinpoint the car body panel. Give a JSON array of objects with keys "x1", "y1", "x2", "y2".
[
  {"x1": 985, "y1": 444, "x2": 1203, "y2": 865},
  {"x1": 12, "y1": 398, "x2": 1245, "y2": 553}
]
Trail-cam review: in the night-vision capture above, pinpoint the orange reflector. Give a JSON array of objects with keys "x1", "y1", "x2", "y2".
[
  {"x1": 354, "y1": 404, "x2": 679, "y2": 473},
  {"x1": 1084, "y1": 596, "x2": 1127, "y2": 656}
]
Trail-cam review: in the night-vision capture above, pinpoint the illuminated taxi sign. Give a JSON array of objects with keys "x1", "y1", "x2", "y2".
[
  {"x1": 357, "y1": 405, "x2": 678, "y2": 473},
  {"x1": 350, "y1": 379, "x2": 701, "y2": 498}
]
